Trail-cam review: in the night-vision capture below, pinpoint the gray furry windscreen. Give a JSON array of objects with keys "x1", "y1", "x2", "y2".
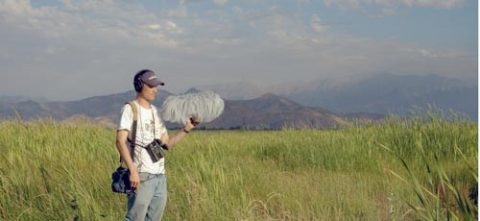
[{"x1": 160, "y1": 91, "x2": 224, "y2": 124}]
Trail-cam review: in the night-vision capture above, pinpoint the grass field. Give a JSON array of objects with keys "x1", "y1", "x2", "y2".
[{"x1": 0, "y1": 115, "x2": 477, "y2": 220}]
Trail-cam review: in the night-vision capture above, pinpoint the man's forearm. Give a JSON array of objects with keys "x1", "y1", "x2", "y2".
[{"x1": 166, "y1": 129, "x2": 189, "y2": 148}]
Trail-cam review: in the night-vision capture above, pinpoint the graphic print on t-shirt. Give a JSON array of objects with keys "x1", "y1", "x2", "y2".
[{"x1": 137, "y1": 106, "x2": 156, "y2": 146}]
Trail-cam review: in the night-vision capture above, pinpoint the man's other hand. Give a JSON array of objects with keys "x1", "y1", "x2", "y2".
[{"x1": 130, "y1": 168, "x2": 140, "y2": 189}]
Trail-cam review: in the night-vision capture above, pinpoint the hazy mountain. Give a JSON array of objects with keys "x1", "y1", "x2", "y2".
[
  {"x1": 0, "y1": 95, "x2": 49, "y2": 103},
  {"x1": 202, "y1": 93, "x2": 350, "y2": 129},
  {"x1": 194, "y1": 74, "x2": 476, "y2": 120},
  {"x1": 285, "y1": 74, "x2": 477, "y2": 120},
  {"x1": 0, "y1": 90, "x2": 172, "y2": 121},
  {"x1": 0, "y1": 90, "x2": 382, "y2": 129},
  {"x1": 192, "y1": 75, "x2": 367, "y2": 101},
  {"x1": 1, "y1": 73, "x2": 473, "y2": 128}
]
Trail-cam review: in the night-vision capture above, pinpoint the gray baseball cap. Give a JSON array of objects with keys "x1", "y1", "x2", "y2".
[{"x1": 140, "y1": 70, "x2": 165, "y2": 87}]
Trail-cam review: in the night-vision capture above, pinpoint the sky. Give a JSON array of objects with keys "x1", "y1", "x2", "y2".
[{"x1": 0, "y1": 0, "x2": 477, "y2": 101}]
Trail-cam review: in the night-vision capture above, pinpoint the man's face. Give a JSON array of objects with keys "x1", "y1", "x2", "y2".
[{"x1": 140, "y1": 83, "x2": 158, "y2": 102}]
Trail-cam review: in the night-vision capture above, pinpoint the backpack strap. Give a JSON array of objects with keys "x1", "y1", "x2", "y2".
[
  {"x1": 127, "y1": 101, "x2": 138, "y2": 157},
  {"x1": 120, "y1": 101, "x2": 138, "y2": 164}
]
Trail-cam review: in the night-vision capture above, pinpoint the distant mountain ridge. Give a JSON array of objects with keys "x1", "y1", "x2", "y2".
[
  {"x1": 0, "y1": 90, "x2": 382, "y2": 129},
  {"x1": 285, "y1": 74, "x2": 477, "y2": 119},
  {"x1": 194, "y1": 74, "x2": 477, "y2": 120},
  {"x1": 205, "y1": 93, "x2": 347, "y2": 129},
  {"x1": 0, "y1": 90, "x2": 164, "y2": 122},
  {"x1": 0, "y1": 95, "x2": 49, "y2": 103},
  {"x1": 1, "y1": 74, "x2": 472, "y2": 128}
]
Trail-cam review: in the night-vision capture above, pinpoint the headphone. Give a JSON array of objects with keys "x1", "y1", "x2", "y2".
[{"x1": 133, "y1": 69, "x2": 153, "y2": 92}]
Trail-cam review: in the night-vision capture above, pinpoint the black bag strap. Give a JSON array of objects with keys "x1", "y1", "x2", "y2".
[{"x1": 120, "y1": 101, "x2": 138, "y2": 164}]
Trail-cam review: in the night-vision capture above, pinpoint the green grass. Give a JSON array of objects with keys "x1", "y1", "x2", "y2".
[{"x1": 0, "y1": 116, "x2": 476, "y2": 220}]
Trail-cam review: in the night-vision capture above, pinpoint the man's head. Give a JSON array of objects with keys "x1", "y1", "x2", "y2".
[{"x1": 133, "y1": 69, "x2": 165, "y2": 102}]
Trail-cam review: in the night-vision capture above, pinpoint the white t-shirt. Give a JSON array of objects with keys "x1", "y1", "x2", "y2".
[{"x1": 117, "y1": 101, "x2": 168, "y2": 174}]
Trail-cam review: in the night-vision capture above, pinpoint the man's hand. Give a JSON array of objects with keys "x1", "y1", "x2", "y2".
[
  {"x1": 167, "y1": 116, "x2": 198, "y2": 147},
  {"x1": 129, "y1": 167, "x2": 140, "y2": 189},
  {"x1": 185, "y1": 117, "x2": 199, "y2": 131}
]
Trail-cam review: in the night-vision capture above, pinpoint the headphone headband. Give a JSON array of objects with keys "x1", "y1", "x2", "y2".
[{"x1": 134, "y1": 69, "x2": 152, "y2": 92}]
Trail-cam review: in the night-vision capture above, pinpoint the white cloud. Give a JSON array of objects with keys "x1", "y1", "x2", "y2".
[
  {"x1": 148, "y1": 24, "x2": 161, "y2": 30},
  {"x1": 380, "y1": 8, "x2": 396, "y2": 16},
  {"x1": 323, "y1": 0, "x2": 464, "y2": 10},
  {"x1": 242, "y1": 7, "x2": 312, "y2": 48},
  {"x1": 405, "y1": 47, "x2": 471, "y2": 59},
  {"x1": 62, "y1": 0, "x2": 116, "y2": 11},
  {"x1": 213, "y1": 0, "x2": 228, "y2": 6},
  {"x1": 145, "y1": 21, "x2": 182, "y2": 34},
  {"x1": 0, "y1": 0, "x2": 184, "y2": 49},
  {"x1": 0, "y1": 0, "x2": 474, "y2": 100},
  {"x1": 165, "y1": 21, "x2": 181, "y2": 32},
  {"x1": 400, "y1": 0, "x2": 464, "y2": 9},
  {"x1": 311, "y1": 14, "x2": 328, "y2": 33},
  {"x1": 323, "y1": 0, "x2": 360, "y2": 9},
  {"x1": 167, "y1": 1, "x2": 188, "y2": 18}
]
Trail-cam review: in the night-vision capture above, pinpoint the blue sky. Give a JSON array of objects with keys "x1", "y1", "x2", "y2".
[{"x1": 0, "y1": 0, "x2": 477, "y2": 100}]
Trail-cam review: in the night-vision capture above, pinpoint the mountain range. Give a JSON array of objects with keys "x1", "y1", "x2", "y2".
[
  {"x1": 0, "y1": 90, "x2": 383, "y2": 129},
  {"x1": 197, "y1": 74, "x2": 477, "y2": 120},
  {"x1": 0, "y1": 74, "x2": 475, "y2": 129},
  {"x1": 286, "y1": 74, "x2": 477, "y2": 119}
]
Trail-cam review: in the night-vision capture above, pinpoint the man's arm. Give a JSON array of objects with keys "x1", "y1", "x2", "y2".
[
  {"x1": 116, "y1": 130, "x2": 140, "y2": 189},
  {"x1": 162, "y1": 119, "x2": 196, "y2": 148}
]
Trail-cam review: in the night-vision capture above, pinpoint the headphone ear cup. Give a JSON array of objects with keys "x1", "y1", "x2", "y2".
[
  {"x1": 138, "y1": 80, "x2": 143, "y2": 92},
  {"x1": 136, "y1": 79, "x2": 143, "y2": 92},
  {"x1": 134, "y1": 75, "x2": 143, "y2": 92}
]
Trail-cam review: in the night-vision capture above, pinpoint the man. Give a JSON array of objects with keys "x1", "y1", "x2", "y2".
[{"x1": 116, "y1": 69, "x2": 195, "y2": 221}]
